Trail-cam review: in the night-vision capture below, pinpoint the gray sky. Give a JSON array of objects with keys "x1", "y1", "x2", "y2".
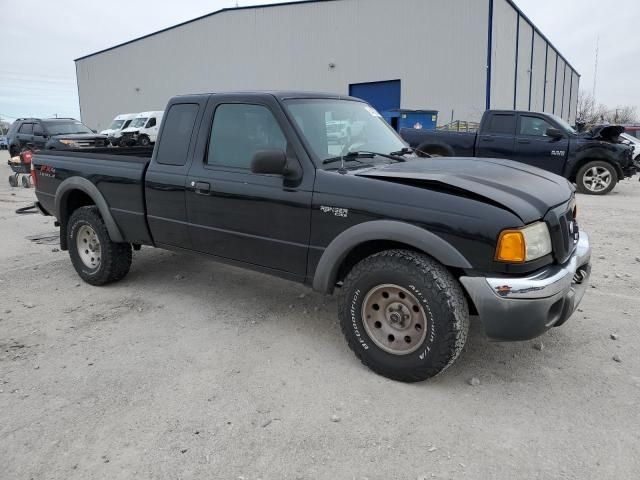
[{"x1": 1, "y1": 0, "x2": 638, "y2": 123}]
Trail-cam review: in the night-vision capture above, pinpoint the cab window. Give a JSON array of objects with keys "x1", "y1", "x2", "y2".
[
  {"x1": 519, "y1": 116, "x2": 553, "y2": 137},
  {"x1": 19, "y1": 123, "x2": 33, "y2": 134},
  {"x1": 486, "y1": 114, "x2": 515, "y2": 135},
  {"x1": 207, "y1": 104, "x2": 286, "y2": 169}
]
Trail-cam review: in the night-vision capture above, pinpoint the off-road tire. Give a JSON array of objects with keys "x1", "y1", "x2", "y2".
[
  {"x1": 338, "y1": 249, "x2": 469, "y2": 382},
  {"x1": 68, "y1": 206, "x2": 132, "y2": 286},
  {"x1": 576, "y1": 160, "x2": 617, "y2": 195}
]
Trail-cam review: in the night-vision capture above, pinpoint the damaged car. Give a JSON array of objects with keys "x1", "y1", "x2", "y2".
[
  {"x1": 32, "y1": 92, "x2": 591, "y2": 382},
  {"x1": 402, "y1": 110, "x2": 636, "y2": 195}
]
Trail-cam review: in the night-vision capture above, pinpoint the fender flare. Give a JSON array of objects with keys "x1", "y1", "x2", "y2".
[
  {"x1": 312, "y1": 220, "x2": 472, "y2": 294},
  {"x1": 55, "y1": 177, "x2": 124, "y2": 245}
]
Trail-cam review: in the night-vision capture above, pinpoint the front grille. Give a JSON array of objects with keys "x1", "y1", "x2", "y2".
[{"x1": 544, "y1": 199, "x2": 578, "y2": 265}]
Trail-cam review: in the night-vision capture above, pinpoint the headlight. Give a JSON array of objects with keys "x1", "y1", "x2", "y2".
[
  {"x1": 495, "y1": 222, "x2": 552, "y2": 263},
  {"x1": 59, "y1": 139, "x2": 78, "y2": 146}
]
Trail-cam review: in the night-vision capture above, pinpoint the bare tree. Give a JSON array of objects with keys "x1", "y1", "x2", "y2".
[{"x1": 577, "y1": 89, "x2": 639, "y2": 126}]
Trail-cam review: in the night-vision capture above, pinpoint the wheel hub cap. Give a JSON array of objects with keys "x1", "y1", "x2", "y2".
[
  {"x1": 362, "y1": 284, "x2": 428, "y2": 355},
  {"x1": 76, "y1": 225, "x2": 101, "y2": 269},
  {"x1": 584, "y1": 167, "x2": 612, "y2": 192}
]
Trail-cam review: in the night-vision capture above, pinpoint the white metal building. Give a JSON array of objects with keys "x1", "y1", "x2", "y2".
[{"x1": 75, "y1": 0, "x2": 579, "y2": 131}]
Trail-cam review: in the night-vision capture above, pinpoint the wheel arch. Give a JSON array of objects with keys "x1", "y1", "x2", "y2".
[
  {"x1": 415, "y1": 141, "x2": 455, "y2": 158},
  {"x1": 55, "y1": 177, "x2": 124, "y2": 250},
  {"x1": 568, "y1": 149, "x2": 623, "y2": 182},
  {"x1": 312, "y1": 220, "x2": 472, "y2": 294}
]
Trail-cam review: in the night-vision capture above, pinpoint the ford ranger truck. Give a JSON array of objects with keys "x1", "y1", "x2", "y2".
[
  {"x1": 401, "y1": 109, "x2": 636, "y2": 195},
  {"x1": 32, "y1": 92, "x2": 592, "y2": 382}
]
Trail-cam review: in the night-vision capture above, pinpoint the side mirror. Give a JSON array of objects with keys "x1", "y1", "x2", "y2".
[
  {"x1": 92, "y1": 129, "x2": 98, "y2": 134},
  {"x1": 251, "y1": 149, "x2": 287, "y2": 175},
  {"x1": 546, "y1": 127, "x2": 564, "y2": 139}
]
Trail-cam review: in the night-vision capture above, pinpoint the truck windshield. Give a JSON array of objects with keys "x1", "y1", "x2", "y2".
[
  {"x1": 130, "y1": 118, "x2": 148, "y2": 128},
  {"x1": 549, "y1": 114, "x2": 577, "y2": 135},
  {"x1": 42, "y1": 121, "x2": 93, "y2": 135},
  {"x1": 108, "y1": 119, "x2": 126, "y2": 130},
  {"x1": 284, "y1": 99, "x2": 406, "y2": 165}
]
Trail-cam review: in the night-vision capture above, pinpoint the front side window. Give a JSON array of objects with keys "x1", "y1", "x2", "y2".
[
  {"x1": 109, "y1": 119, "x2": 126, "y2": 130},
  {"x1": 519, "y1": 116, "x2": 554, "y2": 137},
  {"x1": 146, "y1": 117, "x2": 157, "y2": 128},
  {"x1": 207, "y1": 104, "x2": 287, "y2": 169},
  {"x1": 284, "y1": 99, "x2": 405, "y2": 163},
  {"x1": 130, "y1": 117, "x2": 148, "y2": 128}
]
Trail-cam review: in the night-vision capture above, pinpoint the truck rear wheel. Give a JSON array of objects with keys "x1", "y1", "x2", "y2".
[
  {"x1": 576, "y1": 161, "x2": 617, "y2": 195},
  {"x1": 338, "y1": 249, "x2": 469, "y2": 382},
  {"x1": 67, "y1": 206, "x2": 132, "y2": 286}
]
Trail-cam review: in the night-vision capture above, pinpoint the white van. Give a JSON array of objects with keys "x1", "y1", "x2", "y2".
[
  {"x1": 120, "y1": 111, "x2": 164, "y2": 147},
  {"x1": 100, "y1": 113, "x2": 137, "y2": 146}
]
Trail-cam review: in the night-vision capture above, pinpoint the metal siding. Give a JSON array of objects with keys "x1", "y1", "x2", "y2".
[
  {"x1": 76, "y1": 0, "x2": 489, "y2": 129},
  {"x1": 554, "y1": 57, "x2": 566, "y2": 116},
  {"x1": 562, "y1": 64, "x2": 571, "y2": 120},
  {"x1": 529, "y1": 32, "x2": 546, "y2": 112},
  {"x1": 515, "y1": 17, "x2": 532, "y2": 111},
  {"x1": 489, "y1": 0, "x2": 517, "y2": 110},
  {"x1": 544, "y1": 48, "x2": 557, "y2": 113},
  {"x1": 569, "y1": 71, "x2": 579, "y2": 124}
]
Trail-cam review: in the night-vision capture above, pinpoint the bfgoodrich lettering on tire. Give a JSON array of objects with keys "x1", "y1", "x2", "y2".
[
  {"x1": 68, "y1": 206, "x2": 132, "y2": 286},
  {"x1": 338, "y1": 249, "x2": 469, "y2": 382}
]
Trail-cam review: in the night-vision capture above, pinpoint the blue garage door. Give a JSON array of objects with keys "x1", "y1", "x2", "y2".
[{"x1": 349, "y1": 80, "x2": 401, "y2": 113}]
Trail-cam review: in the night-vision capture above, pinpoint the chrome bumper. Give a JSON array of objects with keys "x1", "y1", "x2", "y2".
[{"x1": 460, "y1": 232, "x2": 591, "y2": 341}]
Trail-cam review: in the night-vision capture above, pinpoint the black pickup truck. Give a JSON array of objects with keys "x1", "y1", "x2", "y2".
[
  {"x1": 401, "y1": 109, "x2": 636, "y2": 195},
  {"x1": 32, "y1": 92, "x2": 591, "y2": 382}
]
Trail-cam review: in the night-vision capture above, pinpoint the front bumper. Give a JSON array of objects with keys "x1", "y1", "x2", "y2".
[{"x1": 460, "y1": 232, "x2": 591, "y2": 341}]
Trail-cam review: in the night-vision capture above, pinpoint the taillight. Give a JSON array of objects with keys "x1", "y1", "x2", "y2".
[{"x1": 29, "y1": 159, "x2": 38, "y2": 188}]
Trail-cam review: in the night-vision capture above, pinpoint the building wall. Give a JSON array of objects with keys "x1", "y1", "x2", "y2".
[
  {"x1": 529, "y1": 32, "x2": 546, "y2": 112},
  {"x1": 76, "y1": 0, "x2": 489, "y2": 130},
  {"x1": 514, "y1": 17, "x2": 533, "y2": 111},
  {"x1": 487, "y1": 0, "x2": 578, "y2": 123},
  {"x1": 543, "y1": 48, "x2": 557, "y2": 114},
  {"x1": 488, "y1": 0, "x2": 517, "y2": 110}
]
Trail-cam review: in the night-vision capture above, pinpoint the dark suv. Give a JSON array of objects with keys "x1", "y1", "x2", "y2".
[{"x1": 7, "y1": 118, "x2": 108, "y2": 156}]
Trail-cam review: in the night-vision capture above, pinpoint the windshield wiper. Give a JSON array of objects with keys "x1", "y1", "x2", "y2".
[
  {"x1": 322, "y1": 150, "x2": 406, "y2": 166},
  {"x1": 390, "y1": 146, "x2": 431, "y2": 158}
]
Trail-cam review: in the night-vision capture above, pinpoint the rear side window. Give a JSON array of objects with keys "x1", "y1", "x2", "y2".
[
  {"x1": 486, "y1": 114, "x2": 515, "y2": 135},
  {"x1": 155, "y1": 104, "x2": 199, "y2": 166},
  {"x1": 19, "y1": 123, "x2": 33, "y2": 134}
]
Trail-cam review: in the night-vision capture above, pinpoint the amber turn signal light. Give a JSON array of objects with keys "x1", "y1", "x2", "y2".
[{"x1": 495, "y1": 230, "x2": 526, "y2": 263}]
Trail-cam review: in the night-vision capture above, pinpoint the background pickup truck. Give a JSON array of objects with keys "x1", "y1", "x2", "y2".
[
  {"x1": 33, "y1": 92, "x2": 591, "y2": 382},
  {"x1": 401, "y1": 109, "x2": 637, "y2": 195}
]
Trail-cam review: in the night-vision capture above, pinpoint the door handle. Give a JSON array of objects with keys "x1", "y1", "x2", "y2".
[
  {"x1": 192, "y1": 181, "x2": 211, "y2": 195},
  {"x1": 481, "y1": 137, "x2": 494, "y2": 142},
  {"x1": 517, "y1": 139, "x2": 531, "y2": 144}
]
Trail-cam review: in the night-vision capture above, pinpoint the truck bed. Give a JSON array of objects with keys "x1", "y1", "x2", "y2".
[
  {"x1": 400, "y1": 128, "x2": 476, "y2": 156},
  {"x1": 33, "y1": 147, "x2": 154, "y2": 245}
]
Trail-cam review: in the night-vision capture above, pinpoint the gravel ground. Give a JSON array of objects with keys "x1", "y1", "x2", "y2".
[{"x1": 1, "y1": 149, "x2": 639, "y2": 479}]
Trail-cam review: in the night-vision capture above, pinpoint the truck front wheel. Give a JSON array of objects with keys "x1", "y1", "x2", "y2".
[
  {"x1": 576, "y1": 161, "x2": 617, "y2": 195},
  {"x1": 137, "y1": 135, "x2": 151, "y2": 147},
  {"x1": 68, "y1": 206, "x2": 132, "y2": 286},
  {"x1": 338, "y1": 249, "x2": 469, "y2": 382}
]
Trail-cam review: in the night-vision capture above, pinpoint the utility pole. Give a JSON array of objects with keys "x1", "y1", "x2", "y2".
[{"x1": 592, "y1": 36, "x2": 599, "y2": 100}]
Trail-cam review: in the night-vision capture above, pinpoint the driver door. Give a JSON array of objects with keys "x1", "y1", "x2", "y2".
[
  {"x1": 514, "y1": 114, "x2": 569, "y2": 175},
  {"x1": 185, "y1": 94, "x2": 314, "y2": 276}
]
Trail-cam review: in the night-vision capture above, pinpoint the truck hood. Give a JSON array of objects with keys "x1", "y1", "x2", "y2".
[
  {"x1": 355, "y1": 157, "x2": 574, "y2": 223},
  {"x1": 582, "y1": 125, "x2": 625, "y2": 142}
]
